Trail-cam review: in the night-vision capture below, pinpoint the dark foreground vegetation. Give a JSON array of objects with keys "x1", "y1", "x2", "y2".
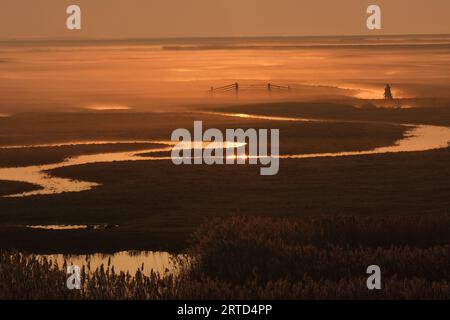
[
  {"x1": 0, "y1": 180, "x2": 39, "y2": 197},
  {"x1": 1, "y1": 215, "x2": 449, "y2": 299},
  {"x1": 2, "y1": 146, "x2": 449, "y2": 253}
]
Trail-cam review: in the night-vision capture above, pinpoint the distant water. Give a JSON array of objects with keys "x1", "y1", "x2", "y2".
[
  {"x1": 1, "y1": 34, "x2": 450, "y2": 113},
  {"x1": 3, "y1": 34, "x2": 450, "y2": 49}
]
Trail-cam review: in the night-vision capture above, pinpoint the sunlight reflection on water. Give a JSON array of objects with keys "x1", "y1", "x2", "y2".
[
  {"x1": 84, "y1": 104, "x2": 132, "y2": 111},
  {"x1": 27, "y1": 225, "x2": 89, "y2": 230},
  {"x1": 0, "y1": 114, "x2": 450, "y2": 197},
  {"x1": 38, "y1": 251, "x2": 182, "y2": 276}
]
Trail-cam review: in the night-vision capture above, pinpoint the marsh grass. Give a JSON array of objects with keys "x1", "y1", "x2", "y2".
[{"x1": 1, "y1": 215, "x2": 450, "y2": 299}]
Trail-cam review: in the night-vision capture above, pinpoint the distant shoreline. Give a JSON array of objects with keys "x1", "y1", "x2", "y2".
[{"x1": 1, "y1": 33, "x2": 450, "y2": 44}]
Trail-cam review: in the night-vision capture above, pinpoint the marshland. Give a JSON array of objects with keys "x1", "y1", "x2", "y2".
[{"x1": 1, "y1": 35, "x2": 450, "y2": 299}]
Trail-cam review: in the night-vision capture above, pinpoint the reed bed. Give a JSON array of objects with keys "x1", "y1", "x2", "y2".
[{"x1": 1, "y1": 215, "x2": 449, "y2": 299}]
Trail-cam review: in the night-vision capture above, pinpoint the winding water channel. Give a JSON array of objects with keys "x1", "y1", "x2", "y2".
[
  {"x1": 2, "y1": 112, "x2": 450, "y2": 274},
  {"x1": 1, "y1": 113, "x2": 450, "y2": 198}
]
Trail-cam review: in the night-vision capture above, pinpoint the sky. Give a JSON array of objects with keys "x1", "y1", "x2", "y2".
[{"x1": 1, "y1": 0, "x2": 450, "y2": 39}]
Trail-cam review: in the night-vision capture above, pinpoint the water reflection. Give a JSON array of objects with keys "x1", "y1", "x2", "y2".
[
  {"x1": 0, "y1": 141, "x2": 174, "y2": 197},
  {"x1": 2, "y1": 140, "x2": 158, "y2": 149},
  {"x1": 280, "y1": 125, "x2": 450, "y2": 159},
  {"x1": 3, "y1": 37, "x2": 450, "y2": 108},
  {"x1": 0, "y1": 140, "x2": 244, "y2": 197},
  {"x1": 27, "y1": 225, "x2": 88, "y2": 230},
  {"x1": 39, "y1": 251, "x2": 181, "y2": 276},
  {"x1": 84, "y1": 104, "x2": 132, "y2": 111},
  {"x1": 0, "y1": 114, "x2": 450, "y2": 197},
  {"x1": 24, "y1": 224, "x2": 118, "y2": 230},
  {"x1": 205, "y1": 111, "x2": 317, "y2": 122}
]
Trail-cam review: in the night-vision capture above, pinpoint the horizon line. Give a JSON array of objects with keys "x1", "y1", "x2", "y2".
[{"x1": 1, "y1": 33, "x2": 450, "y2": 43}]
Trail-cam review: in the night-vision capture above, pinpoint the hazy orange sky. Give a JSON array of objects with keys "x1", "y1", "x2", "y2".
[{"x1": 1, "y1": 0, "x2": 450, "y2": 39}]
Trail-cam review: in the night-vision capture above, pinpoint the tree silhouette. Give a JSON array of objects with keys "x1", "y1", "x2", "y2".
[{"x1": 384, "y1": 84, "x2": 393, "y2": 100}]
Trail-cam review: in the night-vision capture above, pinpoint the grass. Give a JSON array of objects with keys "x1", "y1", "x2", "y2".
[
  {"x1": 0, "y1": 180, "x2": 39, "y2": 197},
  {"x1": 213, "y1": 100, "x2": 450, "y2": 126},
  {"x1": 0, "y1": 143, "x2": 163, "y2": 167},
  {"x1": 0, "y1": 111, "x2": 406, "y2": 166},
  {"x1": 188, "y1": 215, "x2": 450, "y2": 283},
  {"x1": 0, "y1": 103, "x2": 449, "y2": 254},
  {"x1": 1, "y1": 145, "x2": 449, "y2": 253},
  {"x1": 1, "y1": 215, "x2": 449, "y2": 299}
]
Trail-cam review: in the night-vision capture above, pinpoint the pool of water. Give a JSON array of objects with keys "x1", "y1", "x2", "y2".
[
  {"x1": 23, "y1": 224, "x2": 118, "y2": 230},
  {"x1": 27, "y1": 225, "x2": 89, "y2": 230},
  {"x1": 38, "y1": 251, "x2": 182, "y2": 276}
]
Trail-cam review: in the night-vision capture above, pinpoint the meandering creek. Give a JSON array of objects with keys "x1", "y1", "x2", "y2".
[
  {"x1": 1, "y1": 113, "x2": 450, "y2": 198},
  {"x1": 2, "y1": 112, "x2": 450, "y2": 275}
]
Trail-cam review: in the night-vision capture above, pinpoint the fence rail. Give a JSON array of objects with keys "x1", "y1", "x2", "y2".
[{"x1": 209, "y1": 82, "x2": 294, "y2": 94}]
